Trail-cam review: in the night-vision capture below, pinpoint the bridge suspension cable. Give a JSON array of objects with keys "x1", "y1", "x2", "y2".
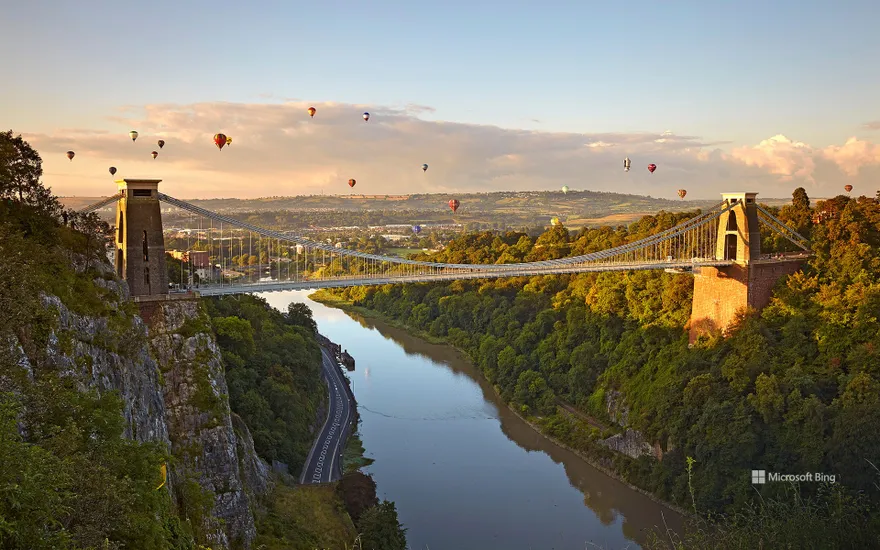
[
  {"x1": 755, "y1": 204, "x2": 810, "y2": 251},
  {"x1": 77, "y1": 192, "x2": 810, "y2": 296}
]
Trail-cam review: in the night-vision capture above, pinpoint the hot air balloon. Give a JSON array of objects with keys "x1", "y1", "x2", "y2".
[
  {"x1": 226, "y1": 136, "x2": 232, "y2": 146},
  {"x1": 308, "y1": 107, "x2": 316, "y2": 118},
  {"x1": 157, "y1": 139, "x2": 165, "y2": 149},
  {"x1": 363, "y1": 112, "x2": 370, "y2": 122},
  {"x1": 448, "y1": 199, "x2": 460, "y2": 213},
  {"x1": 151, "y1": 151, "x2": 158, "y2": 159},
  {"x1": 412, "y1": 225, "x2": 422, "y2": 234},
  {"x1": 648, "y1": 163, "x2": 657, "y2": 173},
  {"x1": 678, "y1": 189, "x2": 687, "y2": 200},
  {"x1": 214, "y1": 133, "x2": 227, "y2": 150},
  {"x1": 348, "y1": 179, "x2": 356, "y2": 188},
  {"x1": 561, "y1": 185, "x2": 569, "y2": 194},
  {"x1": 422, "y1": 163, "x2": 429, "y2": 172},
  {"x1": 109, "y1": 167, "x2": 117, "y2": 176},
  {"x1": 550, "y1": 217, "x2": 561, "y2": 226},
  {"x1": 624, "y1": 157, "x2": 631, "y2": 172},
  {"x1": 335, "y1": 242, "x2": 344, "y2": 249},
  {"x1": 66, "y1": 151, "x2": 75, "y2": 161},
  {"x1": 129, "y1": 130, "x2": 139, "y2": 142},
  {"x1": 844, "y1": 185, "x2": 853, "y2": 193}
]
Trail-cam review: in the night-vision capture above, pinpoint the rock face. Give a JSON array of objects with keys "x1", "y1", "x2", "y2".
[
  {"x1": 38, "y1": 293, "x2": 169, "y2": 446},
  {"x1": 17, "y1": 264, "x2": 271, "y2": 550},
  {"x1": 600, "y1": 389, "x2": 655, "y2": 460},
  {"x1": 147, "y1": 298, "x2": 266, "y2": 549},
  {"x1": 599, "y1": 428, "x2": 654, "y2": 459}
]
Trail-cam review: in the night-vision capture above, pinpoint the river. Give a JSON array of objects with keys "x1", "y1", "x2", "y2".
[{"x1": 262, "y1": 290, "x2": 684, "y2": 550}]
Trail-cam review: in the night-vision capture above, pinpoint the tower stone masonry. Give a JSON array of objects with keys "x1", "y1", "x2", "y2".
[
  {"x1": 688, "y1": 192, "x2": 804, "y2": 343},
  {"x1": 114, "y1": 179, "x2": 169, "y2": 297}
]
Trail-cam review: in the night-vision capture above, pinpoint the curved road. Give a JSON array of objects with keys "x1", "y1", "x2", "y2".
[{"x1": 299, "y1": 347, "x2": 354, "y2": 484}]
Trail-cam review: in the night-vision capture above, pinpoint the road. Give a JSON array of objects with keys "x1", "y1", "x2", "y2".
[{"x1": 299, "y1": 346, "x2": 354, "y2": 484}]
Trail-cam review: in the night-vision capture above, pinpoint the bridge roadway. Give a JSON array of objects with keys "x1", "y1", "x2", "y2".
[
  {"x1": 189, "y1": 259, "x2": 735, "y2": 296},
  {"x1": 299, "y1": 346, "x2": 354, "y2": 484}
]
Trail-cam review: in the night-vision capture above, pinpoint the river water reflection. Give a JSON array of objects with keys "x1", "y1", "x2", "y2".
[{"x1": 262, "y1": 291, "x2": 683, "y2": 550}]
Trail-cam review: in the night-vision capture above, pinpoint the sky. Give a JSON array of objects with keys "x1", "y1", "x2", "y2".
[{"x1": 2, "y1": 0, "x2": 879, "y2": 200}]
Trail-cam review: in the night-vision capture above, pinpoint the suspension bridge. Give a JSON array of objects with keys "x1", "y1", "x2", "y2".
[{"x1": 77, "y1": 180, "x2": 810, "y2": 341}]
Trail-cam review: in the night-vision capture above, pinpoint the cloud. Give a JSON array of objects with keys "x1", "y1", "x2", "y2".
[
  {"x1": 862, "y1": 121, "x2": 880, "y2": 131},
  {"x1": 21, "y1": 101, "x2": 880, "y2": 200}
]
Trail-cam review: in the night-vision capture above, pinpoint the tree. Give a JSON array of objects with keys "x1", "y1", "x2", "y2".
[
  {"x1": 357, "y1": 501, "x2": 407, "y2": 550},
  {"x1": 286, "y1": 302, "x2": 317, "y2": 332},
  {"x1": 792, "y1": 187, "x2": 811, "y2": 210},
  {"x1": 0, "y1": 130, "x2": 61, "y2": 218}
]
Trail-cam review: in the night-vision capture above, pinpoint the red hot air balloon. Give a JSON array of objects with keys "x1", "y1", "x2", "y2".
[
  {"x1": 648, "y1": 164, "x2": 657, "y2": 173},
  {"x1": 151, "y1": 151, "x2": 159, "y2": 159},
  {"x1": 678, "y1": 189, "x2": 687, "y2": 200},
  {"x1": 844, "y1": 185, "x2": 853, "y2": 193},
  {"x1": 214, "y1": 133, "x2": 227, "y2": 150},
  {"x1": 308, "y1": 107, "x2": 316, "y2": 118},
  {"x1": 348, "y1": 179, "x2": 356, "y2": 188},
  {"x1": 157, "y1": 139, "x2": 165, "y2": 149},
  {"x1": 448, "y1": 199, "x2": 460, "y2": 213},
  {"x1": 66, "y1": 151, "x2": 75, "y2": 161}
]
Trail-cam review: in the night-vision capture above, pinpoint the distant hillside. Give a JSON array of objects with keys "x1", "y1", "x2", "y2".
[{"x1": 61, "y1": 190, "x2": 799, "y2": 229}]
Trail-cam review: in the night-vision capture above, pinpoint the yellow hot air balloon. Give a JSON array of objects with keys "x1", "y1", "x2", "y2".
[
  {"x1": 308, "y1": 107, "x2": 317, "y2": 117},
  {"x1": 226, "y1": 136, "x2": 232, "y2": 146},
  {"x1": 156, "y1": 463, "x2": 167, "y2": 490},
  {"x1": 129, "y1": 130, "x2": 138, "y2": 142},
  {"x1": 550, "y1": 216, "x2": 561, "y2": 226}
]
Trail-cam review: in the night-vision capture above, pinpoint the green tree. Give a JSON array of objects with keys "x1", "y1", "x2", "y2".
[
  {"x1": 0, "y1": 130, "x2": 61, "y2": 218},
  {"x1": 357, "y1": 501, "x2": 407, "y2": 550}
]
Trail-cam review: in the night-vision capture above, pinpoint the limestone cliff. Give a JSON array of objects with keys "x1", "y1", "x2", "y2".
[
  {"x1": 13, "y1": 262, "x2": 270, "y2": 549},
  {"x1": 145, "y1": 298, "x2": 270, "y2": 549}
]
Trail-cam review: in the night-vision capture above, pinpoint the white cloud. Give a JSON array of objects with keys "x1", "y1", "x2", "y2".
[{"x1": 21, "y1": 101, "x2": 880, "y2": 200}]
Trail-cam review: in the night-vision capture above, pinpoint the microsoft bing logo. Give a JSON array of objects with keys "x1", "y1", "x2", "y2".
[{"x1": 751, "y1": 470, "x2": 766, "y2": 484}]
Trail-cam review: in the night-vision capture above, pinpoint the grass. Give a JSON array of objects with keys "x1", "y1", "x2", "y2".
[{"x1": 254, "y1": 481, "x2": 358, "y2": 550}]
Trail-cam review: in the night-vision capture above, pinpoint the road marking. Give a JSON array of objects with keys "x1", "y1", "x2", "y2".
[{"x1": 300, "y1": 370, "x2": 333, "y2": 484}]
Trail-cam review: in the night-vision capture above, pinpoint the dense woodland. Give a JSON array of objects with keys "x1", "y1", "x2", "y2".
[
  {"x1": 203, "y1": 297, "x2": 324, "y2": 475},
  {"x1": 325, "y1": 188, "x2": 880, "y2": 546}
]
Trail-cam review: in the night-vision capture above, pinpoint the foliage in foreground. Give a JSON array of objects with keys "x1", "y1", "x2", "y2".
[{"x1": 647, "y1": 481, "x2": 880, "y2": 549}]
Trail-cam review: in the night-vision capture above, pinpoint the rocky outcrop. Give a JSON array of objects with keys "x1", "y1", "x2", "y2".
[
  {"x1": 38, "y1": 293, "x2": 169, "y2": 445},
  {"x1": 232, "y1": 412, "x2": 271, "y2": 499},
  {"x1": 147, "y1": 299, "x2": 258, "y2": 549},
  {"x1": 601, "y1": 389, "x2": 658, "y2": 460},
  {"x1": 11, "y1": 252, "x2": 272, "y2": 549},
  {"x1": 599, "y1": 428, "x2": 654, "y2": 459}
]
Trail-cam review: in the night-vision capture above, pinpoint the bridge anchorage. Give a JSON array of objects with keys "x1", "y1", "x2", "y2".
[{"x1": 78, "y1": 182, "x2": 811, "y2": 342}]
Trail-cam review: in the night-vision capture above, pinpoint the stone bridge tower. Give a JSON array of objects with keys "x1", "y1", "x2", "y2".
[
  {"x1": 688, "y1": 192, "x2": 803, "y2": 343},
  {"x1": 114, "y1": 179, "x2": 169, "y2": 297}
]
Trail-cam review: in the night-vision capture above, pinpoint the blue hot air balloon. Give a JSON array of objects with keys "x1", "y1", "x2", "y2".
[
  {"x1": 412, "y1": 225, "x2": 422, "y2": 234},
  {"x1": 422, "y1": 163, "x2": 428, "y2": 172}
]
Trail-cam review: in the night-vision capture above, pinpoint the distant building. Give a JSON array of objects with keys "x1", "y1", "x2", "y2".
[{"x1": 168, "y1": 249, "x2": 210, "y2": 267}]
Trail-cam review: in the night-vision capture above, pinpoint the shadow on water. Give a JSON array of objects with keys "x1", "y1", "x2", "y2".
[
  {"x1": 344, "y1": 309, "x2": 685, "y2": 545},
  {"x1": 262, "y1": 291, "x2": 685, "y2": 549}
]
